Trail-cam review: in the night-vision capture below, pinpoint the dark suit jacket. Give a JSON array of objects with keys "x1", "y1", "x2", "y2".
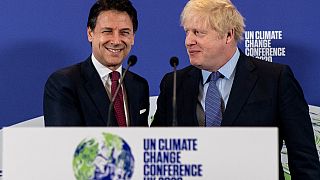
[
  {"x1": 44, "y1": 57, "x2": 149, "y2": 126},
  {"x1": 152, "y1": 51, "x2": 320, "y2": 179}
]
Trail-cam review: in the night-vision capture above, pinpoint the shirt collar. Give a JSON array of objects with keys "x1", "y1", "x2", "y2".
[
  {"x1": 202, "y1": 48, "x2": 240, "y2": 84},
  {"x1": 91, "y1": 54, "x2": 122, "y2": 81}
]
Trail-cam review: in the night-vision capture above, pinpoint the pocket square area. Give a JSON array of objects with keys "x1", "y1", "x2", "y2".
[{"x1": 140, "y1": 109, "x2": 146, "y2": 114}]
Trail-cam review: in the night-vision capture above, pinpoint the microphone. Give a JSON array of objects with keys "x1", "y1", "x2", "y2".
[
  {"x1": 127, "y1": 54, "x2": 137, "y2": 66},
  {"x1": 170, "y1": 56, "x2": 179, "y2": 67},
  {"x1": 170, "y1": 56, "x2": 179, "y2": 126},
  {"x1": 107, "y1": 55, "x2": 137, "y2": 126}
]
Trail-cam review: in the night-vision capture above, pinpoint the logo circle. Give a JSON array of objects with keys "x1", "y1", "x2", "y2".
[{"x1": 73, "y1": 132, "x2": 134, "y2": 179}]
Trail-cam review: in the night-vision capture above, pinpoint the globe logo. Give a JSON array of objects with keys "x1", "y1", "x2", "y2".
[{"x1": 73, "y1": 132, "x2": 134, "y2": 180}]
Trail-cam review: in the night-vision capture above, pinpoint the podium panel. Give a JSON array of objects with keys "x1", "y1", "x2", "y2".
[{"x1": 3, "y1": 127, "x2": 278, "y2": 180}]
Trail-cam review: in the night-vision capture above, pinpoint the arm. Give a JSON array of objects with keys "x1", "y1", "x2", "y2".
[
  {"x1": 279, "y1": 65, "x2": 320, "y2": 179},
  {"x1": 152, "y1": 73, "x2": 172, "y2": 126},
  {"x1": 43, "y1": 72, "x2": 84, "y2": 126},
  {"x1": 142, "y1": 80, "x2": 150, "y2": 126}
]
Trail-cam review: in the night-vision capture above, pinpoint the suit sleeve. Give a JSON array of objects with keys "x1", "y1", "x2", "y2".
[
  {"x1": 43, "y1": 72, "x2": 84, "y2": 126},
  {"x1": 143, "y1": 80, "x2": 150, "y2": 126},
  {"x1": 278, "y1": 65, "x2": 320, "y2": 179},
  {"x1": 152, "y1": 73, "x2": 172, "y2": 126},
  {"x1": 137, "y1": 77, "x2": 150, "y2": 126}
]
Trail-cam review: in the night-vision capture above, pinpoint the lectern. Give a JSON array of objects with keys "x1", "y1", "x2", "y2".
[{"x1": 3, "y1": 127, "x2": 278, "y2": 180}]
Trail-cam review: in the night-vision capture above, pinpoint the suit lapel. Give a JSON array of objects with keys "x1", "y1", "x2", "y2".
[
  {"x1": 222, "y1": 53, "x2": 258, "y2": 125},
  {"x1": 181, "y1": 66, "x2": 201, "y2": 126},
  {"x1": 81, "y1": 58, "x2": 116, "y2": 126},
  {"x1": 123, "y1": 70, "x2": 139, "y2": 126}
]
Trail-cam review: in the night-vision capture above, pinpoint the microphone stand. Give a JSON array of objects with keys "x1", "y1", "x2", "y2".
[
  {"x1": 170, "y1": 57, "x2": 179, "y2": 126},
  {"x1": 107, "y1": 55, "x2": 137, "y2": 126}
]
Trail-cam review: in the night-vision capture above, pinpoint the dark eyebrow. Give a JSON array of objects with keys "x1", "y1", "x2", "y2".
[
  {"x1": 101, "y1": 27, "x2": 113, "y2": 31},
  {"x1": 120, "y1": 28, "x2": 132, "y2": 32},
  {"x1": 101, "y1": 27, "x2": 132, "y2": 32}
]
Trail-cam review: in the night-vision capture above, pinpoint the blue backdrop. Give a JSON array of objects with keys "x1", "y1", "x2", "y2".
[{"x1": 1, "y1": 0, "x2": 319, "y2": 127}]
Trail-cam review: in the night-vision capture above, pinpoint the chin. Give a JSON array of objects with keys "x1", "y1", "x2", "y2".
[
  {"x1": 104, "y1": 56, "x2": 123, "y2": 63},
  {"x1": 190, "y1": 59, "x2": 202, "y2": 67}
]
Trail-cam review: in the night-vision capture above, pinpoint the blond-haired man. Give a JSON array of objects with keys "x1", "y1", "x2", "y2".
[{"x1": 152, "y1": 0, "x2": 320, "y2": 179}]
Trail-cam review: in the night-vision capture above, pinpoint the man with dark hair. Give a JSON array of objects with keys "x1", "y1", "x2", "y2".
[{"x1": 44, "y1": 0, "x2": 149, "y2": 126}]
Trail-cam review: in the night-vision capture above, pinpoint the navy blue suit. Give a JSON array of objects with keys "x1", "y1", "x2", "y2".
[
  {"x1": 44, "y1": 57, "x2": 149, "y2": 126},
  {"x1": 152, "y1": 51, "x2": 320, "y2": 180}
]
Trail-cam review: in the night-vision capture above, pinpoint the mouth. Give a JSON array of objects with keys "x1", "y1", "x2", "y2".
[
  {"x1": 106, "y1": 47, "x2": 123, "y2": 53},
  {"x1": 188, "y1": 49, "x2": 201, "y2": 55}
]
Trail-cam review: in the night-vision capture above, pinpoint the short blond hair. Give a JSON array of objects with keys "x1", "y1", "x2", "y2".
[{"x1": 181, "y1": 0, "x2": 245, "y2": 43}]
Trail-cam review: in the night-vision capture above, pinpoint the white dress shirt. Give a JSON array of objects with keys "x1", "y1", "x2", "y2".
[{"x1": 199, "y1": 48, "x2": 240, "y2": 113}]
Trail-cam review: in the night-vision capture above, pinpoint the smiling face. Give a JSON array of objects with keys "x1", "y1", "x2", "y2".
[{"x1": 88, "y1": 10, "x2": 135, "y2": 70}]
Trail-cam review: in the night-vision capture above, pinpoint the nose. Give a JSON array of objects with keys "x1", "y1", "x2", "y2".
[
  {"x1": 110, "y1": 32, "x2": 121, "y2": 45},
  {"x1": 185, "y1": 32, "x2": 196, "y2": 47}
]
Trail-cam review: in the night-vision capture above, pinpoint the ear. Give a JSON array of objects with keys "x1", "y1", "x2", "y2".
[
  {"x1": 226, "y1": 29, "x2": 234, "y2": 44},
  {"x1": 87, "y1": 27, "x2": 93, "y2": 42}
]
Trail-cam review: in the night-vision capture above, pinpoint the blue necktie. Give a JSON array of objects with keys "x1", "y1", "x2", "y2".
[{"x1": 205, "y1": 71, "x2": 223, "y2": 126}]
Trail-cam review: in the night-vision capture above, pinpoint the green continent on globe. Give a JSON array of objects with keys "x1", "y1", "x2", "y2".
[
  {"x1": 73, "y1": 138, "x2": 99, "y2": 179},
  {"x1": 73, "y1": 133, "x2": 135, "y2": 180}
]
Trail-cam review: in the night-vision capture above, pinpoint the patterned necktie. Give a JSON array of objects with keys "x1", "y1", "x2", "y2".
[
  {"x1": 110, "y1": 71, "x2": 127, "y2": 127},
  {"x1": 205, "y1": 71, "x2": 223, "y2": 126}
]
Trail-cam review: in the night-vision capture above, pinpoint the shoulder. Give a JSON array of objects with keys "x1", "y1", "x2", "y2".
[
  {"x1": 126, "y1": 70, "x2": 148, "y2": 86},
  {"x1": 47, "y1": 63, "x2": 81, "y2": 83},
  {"x1": 240, "y1": 53, "x2": 290, "y2": 77},
  {"x1": 177, "y1": 65, "x2": 199, "y2": 76},
  {"x1": 163, "y1": 65, "x2": 199, "y2": 80},
  {"x1": 45, "y1": 59, "x2": 89, "y2": 88}
]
